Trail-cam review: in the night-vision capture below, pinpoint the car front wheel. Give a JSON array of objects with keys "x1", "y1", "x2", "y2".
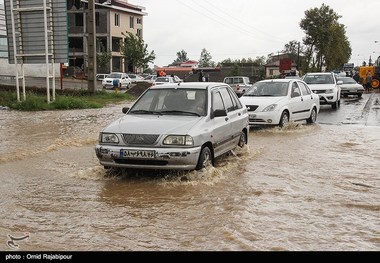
[
  {"x1": 196, "y1": 146, "x2": 212, "y2": 170},
  {"x1": 279, "y1": 111, "x2": 289, "y2": 127}
]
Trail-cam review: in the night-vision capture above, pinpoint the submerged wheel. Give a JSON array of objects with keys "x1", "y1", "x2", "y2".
[
  {"x1": 238, "y1": 132, "x2": 247, "y2": 148},
  {"x1": 279, "y1": 111, "x2": 289, "y2": 127},
  {"x1": 306, "y1": 107, "x2": 317, "y2": 124},
  {"x1": 196, "y1": 146, "x2": 212, "y2": 170}
]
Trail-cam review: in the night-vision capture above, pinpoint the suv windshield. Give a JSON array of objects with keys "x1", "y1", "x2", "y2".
[{"x1": 303, "y1": 75, "x2": 334, "y2": 85}]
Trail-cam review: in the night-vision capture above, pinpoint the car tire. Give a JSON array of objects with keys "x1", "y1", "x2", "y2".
[
  {"x1": 238, "y1": 131, "x2": 247, "y2": 148},
  {"x1": 306, "y1": 107, "x2": 317, "y2": 124},
  {"x1": 279, "y1": 111, "x2": 289, "y2": 127},
  {"x1": 332, "y1": 99, "x2": 339, "y2": 109},
  {"x1": 196, "y1": 146, "x2": 212, "y2": 170},
  {"x1": 358, "y1": 93, "x2": 362, "y2": 98}
]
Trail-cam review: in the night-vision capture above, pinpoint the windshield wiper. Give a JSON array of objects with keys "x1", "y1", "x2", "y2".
[
  {"x1": 130, "y1": 110, "x2": 162, "y2": 115},
  {"x1": 161, "y1": 110, "x2": 201, "y2": 117}
]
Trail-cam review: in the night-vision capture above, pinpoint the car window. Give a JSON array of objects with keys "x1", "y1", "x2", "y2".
[
  {"x1": 212, "y1": 89, "x2": 225, "y2": 112},
  {"x1": 227, "y1": 87, "x2": 243, "y2": 110},
  {"x1": 291, "y1": 82, "x2": 301, "y2": 97},
  {"x1": 220, "y1": 87, "x2": 234, "y2": 112},
  {"x1": 297, "y1": 81, "x2": 311, "y2": 95}
]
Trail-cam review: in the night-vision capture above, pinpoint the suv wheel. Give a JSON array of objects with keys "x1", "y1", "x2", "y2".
[{"x1": 332, "y1": 99, "x2": 339, "y2": 109}]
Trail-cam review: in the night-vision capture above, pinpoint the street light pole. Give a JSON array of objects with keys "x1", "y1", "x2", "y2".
[{"x1": 87, "y1": 0, "x2": 97, "y2": 93}]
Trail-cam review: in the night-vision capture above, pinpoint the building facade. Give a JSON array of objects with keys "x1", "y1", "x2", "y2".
[
  {"x1": 67, "y1": 0, "x2": 147, "y2": 73},
  {"x1": 0, "y1": 3, "x2": 8, "y2": 59}
]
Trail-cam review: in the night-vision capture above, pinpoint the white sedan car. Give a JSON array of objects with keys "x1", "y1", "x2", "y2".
[
  {"x1": 102, "y1": 72, "x2": 132, "y2": 89},
  {"x1": 239, "y1": 79, "x2": 320, "y2": 127},
  {"x1": 95, "y1": 82, "x2": 249, "y2": 171},
  {"x1": 337, "y1": 77, "x2": 364, "y2": 98}
]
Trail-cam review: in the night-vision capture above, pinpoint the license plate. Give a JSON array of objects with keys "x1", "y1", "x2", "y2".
[{"x1": 120, "y1": 149, "x2": 155, "y2": 159}]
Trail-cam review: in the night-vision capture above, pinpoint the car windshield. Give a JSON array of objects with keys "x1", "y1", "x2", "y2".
[
  {"x1": 303, "y1": 75, "x2": 334, "y2": 84},
  {"x1": 338, "y1": 77, "x2": 357, "y2": 84},
  {"x1": 130, "y1": 88, "x2": 207, "y2": 116},
  {"x1": 243, "y1": 82, "x2": 289, "y2": 97},
  {"x1": 108, "y1": 73, "x2": 122, "y2": 79}
]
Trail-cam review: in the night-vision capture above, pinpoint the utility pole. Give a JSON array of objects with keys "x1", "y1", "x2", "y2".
[{"x1": 87, "y1": 0, "x2": 96, "y2": 92}]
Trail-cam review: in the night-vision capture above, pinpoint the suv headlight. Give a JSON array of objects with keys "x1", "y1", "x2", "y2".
[
  {"x1": 263, "y1": 104, "x2": 277, "y2": 112},
  {"x1": 163, "y1": 135, "x2": 194, "y2": 146},
  {"x1": 100, "y1": 133, "x2": 119, "y2": 144},
  {"x1": 325, "y1": 89, "x2": 334, "y2": 94}
]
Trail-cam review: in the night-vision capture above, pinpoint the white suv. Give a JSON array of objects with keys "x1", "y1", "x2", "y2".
[
  {"x1": 302, "y1": 72, "x2": 342, "y2": 109},
  {"x1": 223, "y1": 76, "x2": 252, "y2": 97}
]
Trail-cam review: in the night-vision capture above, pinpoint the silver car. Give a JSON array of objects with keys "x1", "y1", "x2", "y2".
[{"x1": 95, "y1": 82, "x2": 249, "y2": 171}]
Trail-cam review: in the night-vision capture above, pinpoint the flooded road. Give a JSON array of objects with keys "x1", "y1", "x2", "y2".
[{"x1": 0, "y1": 93, "x2": 379, "y2": 251}]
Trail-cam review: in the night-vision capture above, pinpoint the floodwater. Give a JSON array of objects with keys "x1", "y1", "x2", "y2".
[{"x1": 0, "y1": 94, "x2": 379, "y2": 251}]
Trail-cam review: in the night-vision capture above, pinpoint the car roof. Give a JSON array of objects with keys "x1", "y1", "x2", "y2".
[
  {"x1": 150, "y1": 82, "x2": 228, "y2": 90},
  {"x1": 305, "y1": 72, "x2": 333, "y2": 75},
  {"x1": 256, "y1": 78, "x2": 294, "y2": 83}
]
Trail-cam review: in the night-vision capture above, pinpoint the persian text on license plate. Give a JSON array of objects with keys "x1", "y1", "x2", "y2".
[{"x1": 120, "y1": 149, "x2": 155, "y2": 159}]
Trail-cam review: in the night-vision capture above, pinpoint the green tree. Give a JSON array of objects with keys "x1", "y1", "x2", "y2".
[
  {"x1": 171, "y1": 50, "x2": 189, "y2": 66},
  {"x1": 199, "y1": 48, "x2": 215, "y2": 67},
  {"x1": 97, "y1": 39, "x2": 112, "y2": 73},
  {"x1": 120, "y1": 31, "x2": 156, "y2": 73},
  {"x1": 299, "y1": 4, "x2": 351, "y2": 72},
  {"x1": 229, "y1": 63, "x2": 240, "y2": 76}
]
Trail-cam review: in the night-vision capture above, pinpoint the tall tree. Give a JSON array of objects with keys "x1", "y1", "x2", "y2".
[
  {"x1": 199, "y1": 48, "x2": 215, "y2": 67},
  {"x1": 171, "y1": 50, "x2": 189, "y2": 66},
  {"x1": 299, "y1": 4, "x2": 351, "y2": 72},
  {"x1": 120, "y1": 32, "x2": 156, "y2": 73}
]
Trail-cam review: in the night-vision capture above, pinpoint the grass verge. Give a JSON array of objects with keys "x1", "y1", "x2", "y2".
[{"x1": 0, "y1": 90, "x2": 133, "y2": 111}]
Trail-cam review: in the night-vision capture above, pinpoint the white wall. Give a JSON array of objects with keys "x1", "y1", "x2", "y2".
[{"x1": 0, "y1": 58, "x2": 61, "y2": 77}]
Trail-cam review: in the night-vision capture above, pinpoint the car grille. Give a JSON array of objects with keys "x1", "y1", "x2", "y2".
[
  {"x1": 312, "y1": 90, "x2": 326, "y2": 94},
  {"x1": 122, "y1": 134, "x2": 159, "y2": 145},
  {"x1": 246, "y1": 105, "x2": 259, "y2": 112}
]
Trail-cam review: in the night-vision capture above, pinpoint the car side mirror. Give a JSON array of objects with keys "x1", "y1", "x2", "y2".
[
  {"x1": 337, "y1": 80, "x2": 343, "y2": 85},
  {"x1": 122, "y1": 107, "x2": 129, "y2": 114},
  {"x1": 212, "y1": 109, "x2": 227, "y2": 118}
]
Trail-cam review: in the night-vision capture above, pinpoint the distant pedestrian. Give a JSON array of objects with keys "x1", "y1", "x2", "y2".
[
  {"x1": 365, "y1": 71, "x2": 372, "y2": 93},
  {"x1": 353, "y1": 71, "x2": 360, "y2": 83},
  {"x1": 198, "y1": 70, "x2": 204, "y2": 82}
]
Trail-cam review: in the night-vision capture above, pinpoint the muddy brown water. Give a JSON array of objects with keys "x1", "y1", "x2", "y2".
[{"x1": 0, "y1": 98, "x2": 379, "y2": 251}]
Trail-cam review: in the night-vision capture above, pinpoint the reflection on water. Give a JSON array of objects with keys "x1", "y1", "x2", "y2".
[{"x1": 0, "y1": 105, "x2": 379, "y2": 251}]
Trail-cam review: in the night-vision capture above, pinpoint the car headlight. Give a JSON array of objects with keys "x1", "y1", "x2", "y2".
[
  {"x1": 163, "y1": 135, "x2": 194, "y2": 146},
  {"x1": 263, "y1": 104, "x2": 277, "y2": 112},
  {"x1": 325, "y1": 89, "x2": 334, "y2": 94},
  {"x1": 100, "y1": 133, "x2": 119, "y2": 144}
]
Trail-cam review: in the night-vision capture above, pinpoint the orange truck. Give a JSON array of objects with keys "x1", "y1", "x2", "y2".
[{"x1": 358, "y1": 66, "x2": 380, "y2": 88}]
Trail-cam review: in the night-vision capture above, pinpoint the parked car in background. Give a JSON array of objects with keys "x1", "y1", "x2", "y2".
[
  {"x1": 152, "y1": 76, "x2": 177, "y2": 86},
  {"x1": 337, "y1": 77, "x2": 364, "y2": 98},
  {"x1": 95, "y1": 82, "x2": 249, "y2": 171},
  {"x1": 96, "y1": 73, "x2": 108, "y2": 81},
  {"x1": 102, "y1": 72, "x2": 132, "y2": 89},
  {"x1": 302, "y1": 72, "x2": 342, "y2": 109},
  {"x1": 143, "y1": 74, "x2": 157, "y2": 84},
  {"x1": 223, "y1": 76, "x2": 252, "y2": 97},
  {"x1": 239, "y1": 79, "x2": 320, "y2": 127},
  {"x1": 127, "y1": 74, "x2": 145, "y2": 83}
]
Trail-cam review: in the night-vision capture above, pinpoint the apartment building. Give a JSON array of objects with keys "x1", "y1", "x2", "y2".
[
  {"x1": 67, "y1": 0, "x2": 147, "y2": 73},
  {"x1": 0, "y1": 3, "x2": 8, "y2": 59}
]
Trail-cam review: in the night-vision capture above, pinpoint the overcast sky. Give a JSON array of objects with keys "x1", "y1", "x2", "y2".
[{"x1": 133, "y1": 0, "x2": 380, "y2": 67}]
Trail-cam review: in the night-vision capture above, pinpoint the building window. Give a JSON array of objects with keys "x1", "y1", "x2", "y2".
[
  {"x1": 137, "y1": 17, "x2": 142, "y2": 24},
  {"x1": 95, "y1": 12, "x2": 100, "y2": 27},
  {"x1": 0, "y1": 51, "x2": 7, "y2": 58},
  {"x1": 137, "y1": 29, "x2": 142, "y2": 37},
  {"x1": 269, "y1": 69, "x2": 274, "y2": 75},
  {"x1": 112, "y1": 37, "x2": 121, "y2": 52},
  {"x1": 130, "y1": 16, "x2": 134, "y2": 29},
  {"x1": 115, "y1": 13, "x2": 120, "y2": 27},
  {"x1": 75, "y1": 13, "x2": 83, "y2": 27}
]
